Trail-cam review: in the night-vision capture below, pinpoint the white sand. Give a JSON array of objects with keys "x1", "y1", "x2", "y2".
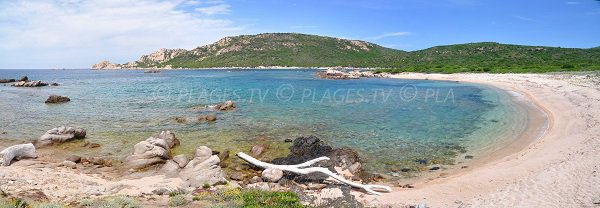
[{"x1": 356, "y1": 73, "x2": 600, "y2": 207}]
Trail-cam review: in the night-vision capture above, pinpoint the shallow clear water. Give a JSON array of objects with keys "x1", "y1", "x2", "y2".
[{"x1": 0, "y1": 69, "x2": 526, "y2": 175}]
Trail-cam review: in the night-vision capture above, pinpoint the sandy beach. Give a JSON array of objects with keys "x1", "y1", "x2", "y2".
[
  {"x1": 356, "y1": 72, "x2": 600, "y2": 207},
  {"x1": 1, "y1": 72, "x2": 599, "y2": 207}
]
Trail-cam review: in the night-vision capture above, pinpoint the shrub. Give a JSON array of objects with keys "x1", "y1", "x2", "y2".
[{"x1": 168, "y1": 195, "x2": 188, "y2": 207}]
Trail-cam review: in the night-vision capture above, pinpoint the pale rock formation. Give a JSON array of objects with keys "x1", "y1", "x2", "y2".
[
  {"x1": 12, "y1": 80, "x2": 48, "y2": 87},
  {"x1": 1, "y1": 143, "x2": 37, "y2": 166},
  {"x1": 37, "y1": 127, "x2": 86, "y2": 147},
  {"x1": 124, "y1": 136, "x2": 171, "y2": 169},
  {"x1": 91, "y1": 60, "x2": 122, "y2": 69},
  {"x1": 179, "y1": 146, "x2": 225, "y2": 188},
  {"x1": 261, "y1": 168, "x2": 283, "y2": 182}
]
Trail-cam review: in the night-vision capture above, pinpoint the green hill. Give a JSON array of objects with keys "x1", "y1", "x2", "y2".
[
  {"x1": 94, "y1": 33, "x2": 600, "y2": 73},
  {"x1": 381, "y1": 42, "x2": 600, "y2": 73},
  {"x1": 129, "y1": 33, "x2": 407, "y2": 68}
]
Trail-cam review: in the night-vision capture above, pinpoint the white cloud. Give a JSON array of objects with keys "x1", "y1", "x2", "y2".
[
  {"x1": 566, "y1": 1, "x2": 580, "y2": 5},
  {"x1": 195, "y1": 4, "x2": 231, "y2": 16},
  {"x1": 367, "y1": 32, "x2": 411, "y2": 40},
  {"x1": 0, "y1": 0, "x2": 244, "y2": 68}
]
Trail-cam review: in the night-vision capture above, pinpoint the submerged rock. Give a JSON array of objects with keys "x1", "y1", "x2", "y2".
[
  {"x1": 179, "y1": 146, "x2": 226, "y2": 187},
  {"x1": 45, "y1": 95, "x2": 71, "y2": 104},
  {"x1": 37, "y1": 126, "x2": 86, "y2": 147},
  {"x1": 0, "y1": 143, "x2": 37, "y2": 166}
]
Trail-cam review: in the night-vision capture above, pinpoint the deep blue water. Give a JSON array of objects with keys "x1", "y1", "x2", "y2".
[{"x1": 0, "y1": 69, "x2": 525, "y2": 175}]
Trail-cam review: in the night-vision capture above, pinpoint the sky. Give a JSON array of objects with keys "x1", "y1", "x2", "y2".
[{"x1": 0, "y1": 0, "x2": 599, "y2": 69}]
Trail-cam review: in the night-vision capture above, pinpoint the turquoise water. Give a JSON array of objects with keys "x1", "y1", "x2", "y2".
[{"x1": 0, "y1": 69, "x2": 526, "y2": 176}]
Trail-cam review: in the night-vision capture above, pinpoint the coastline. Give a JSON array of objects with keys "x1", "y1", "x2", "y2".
[{"x1": 356, "y1": 72, "x2": 600, "y2": 207}]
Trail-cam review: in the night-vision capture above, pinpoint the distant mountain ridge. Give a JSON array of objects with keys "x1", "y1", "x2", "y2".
[{"x1": 92, "y1": 33, "x2": 600, "y2": 73}]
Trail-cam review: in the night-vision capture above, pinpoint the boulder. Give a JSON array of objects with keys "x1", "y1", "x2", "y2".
[
  {"x1": 173, "y1": 154, "x2": 189, "y2": 168},
  {"x1": 37, "y1": 126, "x2": 86, "y2": 147},
  {"x1": 215, "y1": 100, "x2": 236, "y2": 111},
  {"x1": 179, "y1": 146, "x2": 225, "y2": 188},
  {"x1": 123, "y1": 136, "x2": 172, "y2": 169},
  {"x1": 45, "y1": 95, "x2": 71, "y2": 104},
  {"x1": 158, "y1": 130, "x2": 180, "y2": 149},
  {"x1": 261, "y1": 168, "x2": 283, "y2": 182},
  {"x1": 18, "y1": 76, "x2": 28, "y2": 82},
  {"x1": 50, "y1": 83, "x2": 60, "y2": 86},
  {"x1": 12, "y1": 80, "x2": 48, "y2": 87},
  {"x1": 0, "y1": 143, "x2": 37, "y2": 166},
  {"x1": 198, "y1": 114, "x2": 217, "y2": 122},
  {"x1": 0, "y1": 79, "x2": 15, "y2": 83},
  {"x1": 160, "y1": 160, "x2": 181, "y2": 177}
]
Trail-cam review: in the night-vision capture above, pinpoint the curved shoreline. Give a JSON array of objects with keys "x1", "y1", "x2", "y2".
[{"x1": 358, "y1": 72, "x2": 600, "y2": 207}]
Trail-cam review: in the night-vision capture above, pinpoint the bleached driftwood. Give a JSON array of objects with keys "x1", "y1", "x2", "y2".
[
  {"x1": 0, "y1": 143, "x2": 37, "y2": 166},
  {"x1": 236, "y1": 152, "x2": 391, "y2": 195}
]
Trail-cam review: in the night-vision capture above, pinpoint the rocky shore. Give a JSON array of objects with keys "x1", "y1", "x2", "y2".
[{"x1": 0, "y1": 125, "x2": 387, "y2": 207}]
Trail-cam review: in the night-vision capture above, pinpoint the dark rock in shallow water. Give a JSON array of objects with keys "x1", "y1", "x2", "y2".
[
  {"x1": 50, "y1": 83, "x2": 60, "y2": 86},
  {"x1": 271, "y1": 135, "x2": 363, "y2": 182},
  {"x1": 284, "y1": 138, "x2": 293, "y2": 142},
  {"x1": 45, "y1": 95, "x2": 71, "y2": 104},
  {"x1": 18, "y1": 76, "x2": 28, "y2": 82},
  {"x1": 464, "y1": 155, "x2": 474, "y2": 159},
  {"x1": 0, "y1": 79, "x2": 15, "y2": 83}
]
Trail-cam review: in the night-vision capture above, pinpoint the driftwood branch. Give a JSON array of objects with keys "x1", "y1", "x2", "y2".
[{"x1": 236, "y1": 152, "x2": 391, "y2": 195}]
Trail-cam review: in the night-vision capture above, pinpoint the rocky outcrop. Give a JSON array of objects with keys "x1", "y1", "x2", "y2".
[
  {"x1": 45, "y1": 95, "x2": 71, "y2": 104},
  {"x1": 124, "y1": 137, "x2": 171, "y2": 169},
  {"x1": 137, "y1": 48, "x2": 186, "y2": 64},
  {"x1": 0, "y1": 78, "x2": 16, "y2": 83},
  {"x1": 316, "y1": 69, "x2": 381, "y2": 80},
  {"x1": 179, "y1": 146, "x2": 225, "y2": 187},
  {"x1": 18, "y1": 76, "x2": 28, "y2": 82},
  {"x1": 123, "y1": 131, "x2": 180, "y2": 169},
  {"x1": 37, "y1": 127, "x2": 86, "y2": 147},
  {"x1": 91, "y1": 60, "x2": 122, "y2": 70},
  {"x1": 12, "y1": 80, "x2": 48, "y2": 87},
  {"x1": 1, "y1": 143, "x2": 37, "y2": 166},
  {"x1": 272, "y1": 136, "x2": 364, "y2": 181}
]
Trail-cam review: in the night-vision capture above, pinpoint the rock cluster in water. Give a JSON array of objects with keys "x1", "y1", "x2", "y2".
[
  {"x1": 45, "y1": 95, "x2": 71, "y2": 104},
  {"x1": 315, "y1": 69, "x2": 383, "y2": 80}
]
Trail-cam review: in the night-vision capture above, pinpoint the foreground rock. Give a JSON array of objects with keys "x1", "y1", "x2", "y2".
[
  {"x1": 272, "y1": 135, "x2": 363, "y2": 181},
  {"x1": 179, "y1": 146, "x2": 226, "y2": 187},
  {"x1": 45, "y1": 95, "x2": 71, "y2": 104},
  {"x1": 12, "y1": 80, "x2": 49, "y2": 87},
  {"x1": 0, "y1": 143, "x2": 37, "y2": 166},
  {"x1": 37, "y1": 126, "x2": 86, "y2": 147},
  {"x1": 124, "y1": 137, "x2": 172, "y2": 169}
]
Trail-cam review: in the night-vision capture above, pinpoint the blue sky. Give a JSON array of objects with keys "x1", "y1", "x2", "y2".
[{"x1": 0, "y1": 0, "x2": 599, "y2": 68}]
